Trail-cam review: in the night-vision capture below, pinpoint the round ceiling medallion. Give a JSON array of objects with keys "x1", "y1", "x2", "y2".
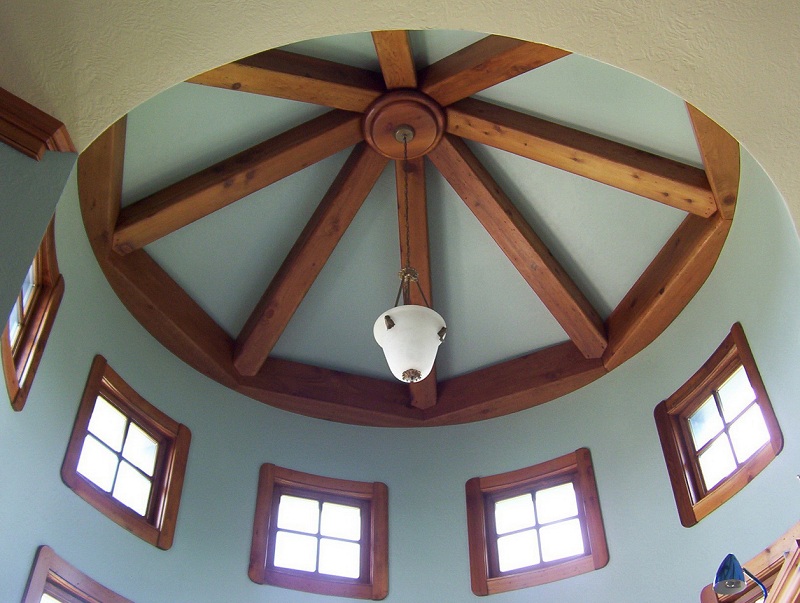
[{"x1": 362, "y1": 90, "x2": 445, "y2": 159}]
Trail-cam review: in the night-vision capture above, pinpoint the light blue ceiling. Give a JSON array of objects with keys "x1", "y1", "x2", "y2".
[{"x1": 120, "y1": 30, "x2": 699, "y2": 380}]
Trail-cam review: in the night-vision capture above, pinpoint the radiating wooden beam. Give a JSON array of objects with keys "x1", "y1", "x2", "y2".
[
  {"x1": 395, "y1": 157, "x2": 438, "y2": 409},
  {"x1": 372, "y1": 31, "x2": 418, "y2": 89},
  {"x1": 687, "y1": 103, "x2": 740, "y2": 220},
  {"x1": 604, "y1": 213, "x2": 732, "y2": 370},
  {"x1": 0, "y1": 86, "x2": 75, "y2": 159},
  {"x1": 234, "y1": 144, "x2": 389, "y2": 377},
  {"x1": 448, "y1": 98, "x2": 717, "y2": 216},
  {"x1": 78, "y1": 119, "x2": 238, "y2": 387},
  {"x1": 112, "y1": 111, "x2": 363, "y2": 254},
  {"x1": 429, "y1": 134, "x2": 607, "y2": 359},
  {"x1": 419, "y1": 36, "x2": 569, "y2": 107},
  {"x1": 428, "y1": 341, "x2": 607, "y2": 424},
  {"x1": 187, "y1": 49, "x2": 385, "y2": 112}
]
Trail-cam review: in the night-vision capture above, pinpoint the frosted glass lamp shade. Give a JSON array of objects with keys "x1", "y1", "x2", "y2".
[{"x1": 374, "y1": 305, "x2": 446, "y2": 382}]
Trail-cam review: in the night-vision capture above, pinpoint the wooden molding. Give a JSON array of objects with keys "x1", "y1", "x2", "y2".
[
  {"x1": 372, "y1": 31, "x2": 418, "y2": 89},
  {"x1": 0, "y1": 87, "x2": 75, "y2": 160}
]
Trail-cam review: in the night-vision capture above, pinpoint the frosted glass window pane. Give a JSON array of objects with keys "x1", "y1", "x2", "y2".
[
  {"x1": 7, "y1": 298, "x2": 20, "y2": 345},
  {"x1": 319, "y1": 538, "x2": 361, "y2": 578},
  {"x1": 87, "y1": 397, "x2": 127, "y2": 452},
  {"x1": 494, "y1": 494, "x2": 535, "y2": 535},
  {"x1": 729, "y1": 404, "x2": 770, "y2": 463},
  {"x1": 540, "y1": 518, "x2": 584, "y2": 562},
  {"x1": 21, "y1": 264, "x2": 35, "y2": 304},
  {"x1": 274, "y1": 531, "x2": 318, "y2": 572},
  {"x1": 321, "y1": 502, "x2": 361, "y2": 541},
  {"x1": 113, "y1": 461, "x2": 152, "y2": 516},
  {"x1": 535, "y1": 482, "x2": 578, "y2": 524},
  {"x1": 40, "y1": 593, "x2": 61, "y2": 603},
  {"x1": 698, "y1": 435, "x2": 737, "y2": 490},
  {"x1": 277, "y1": 495, "x2": 320, "y2": 534},
  {"x1": 77, "y1": 434, "x2": 119, "y2": 492},
  {"x1": 122, "y1": 422, "x2": 158, "y2": 476},
  {"x1": 497, "y1": 529, "x2": 540, "y2": 572},
  {"x1": 718, "y1": 366, "x2": 756, "y2": 422},
  {"x1": 689, "y1": 397, "x2": 723, "y2": 450}
]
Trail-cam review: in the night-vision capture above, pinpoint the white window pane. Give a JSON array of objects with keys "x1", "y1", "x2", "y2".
[
  {"x1": 494, "y1": 494, "x2": 535, "y2": 535},
  {"x1": 87, "y1": 396, "x2": 127, "y2": 452},
  {"x1": 113, "y1": 460, "x2": 152, "y2": 516},
  {"x1": 718, "y1": 366, "x2": 756, "y2": 422},
  {"x1": 535, "y1": 482, "x2": 578, "y2": 524},
  {"x1": 319, "y1": 538, "x2": 361, "y2": 578},
  {"x1": 729, "y1": 404, "x2": 770, "y2": 463},
  {"x1": 688, "y1": 396, "x2": 724, "y2": 450},
  {"x1": 21, "y1": 264, "x2": 35, "y2": 306},
  {"x1": 277, "y1": 495, "x2": 320, "y2": 534},
  {"x1": 76, "y1": 434, "x2": 119, "y2": 492},
  {"x1": 698, "y1": 434, "x2": 737, "y2": 490},
  {"x1": 40, "y1": 593, "x2": 62, "y2": 603},
  {"x1": 497, "y1": 529, "x2": 540, "y2": 572},
  {"x1": 8, "y1": 298, "x2": 21, "y2": 345},
  {"x1": 122, "y1": 422, "x2": 158, "y2": 476},
  {"x1": 540, "y1": 518, "x2": 585, "y2": 562},
  {"x1": 274, "y1": 531, "x2": 318, "y2": 572},
  {"x1": 320, "y1": 502, "x2": 361, "y2": 541}
]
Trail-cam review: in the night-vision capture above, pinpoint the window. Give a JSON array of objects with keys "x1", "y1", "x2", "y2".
[
  {"x1": 654, "y1": 323, "x2": 783, "y2": 527},
  {"x1": 2, "y1": 220, "x2": 64, "y2": 411},
  {"x1": 61, "y1": 355, "x2": 191, "y2": 549},
  {"x1": 249, "y1": 463, "x2": 389, "y2": 599},
  {"x1": 465, "y1": 448, "x2": 608, "y2": 595},
  {"x1": 21, "y1": 545, "x2": 132, "y2": 603}
]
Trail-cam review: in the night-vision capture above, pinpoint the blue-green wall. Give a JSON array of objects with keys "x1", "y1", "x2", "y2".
[{"x1": 1, "y1": 146, "x2": 799, "y2": 602}]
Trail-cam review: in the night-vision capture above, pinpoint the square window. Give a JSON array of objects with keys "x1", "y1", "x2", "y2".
[
  {"x1": 655, "y1": 323, "x2": 783, "y2": 527},
  {"x1": 21, "y1": 545, "x2": 132, "y2": 603},
  {"x1": 2, "y1": 220, "x2": 64, "y2": 411},
  {"x1": 465, "y1": 448, "x2": 608, "y2": 595},
  {"x1": 61, "y1": 355, "x2": 191, "y2": 549},
  {"x1": 249, "y1": 463, "x2": 388, "y2": 599}
]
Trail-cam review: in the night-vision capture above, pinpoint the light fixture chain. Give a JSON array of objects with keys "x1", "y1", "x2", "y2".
[{"x1": 403, "y1": 134, "x2": 411, "y2": 303}]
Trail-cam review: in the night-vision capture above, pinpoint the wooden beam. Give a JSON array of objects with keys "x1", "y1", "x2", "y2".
[
  {"x1": 604, "y1": 213, "x2": 732, "y2": 370},
  {"x1": 0, "y1": 87, "x2": 75, "y2": 159},
  {"x1": 187, "y1": 49, "x2": 385, "y2": 112},
  {"x1": 448, "y1": 98, "x2": 717, "y2": 216},
  {"x1": 428, "y1": 134, "x2": 607, "y2": 359},
  {"x1": 372, "y1": 31, "x2": 418, "y2": 89},
  {"x1": 419, "y1": 36, "x2": 569, "y2": 107},
  {"x1": 112, "y1": 111, "x2": 363, "y2": 254},
  {"x1": 428, "y1": 341, "x2": 606, "y2": 424},
  {"x1": 687, "y1": 103, "x2": 740, "y2": 220},
  {"x1": 395, "y1": 157, "x2": 438, "y2": 409},
  {"x1": 78, "y1": 119, "x2": 238, "y2": 387},
  {"x1": 234, "y1": 144, "x2": 389, "y2": 376}
]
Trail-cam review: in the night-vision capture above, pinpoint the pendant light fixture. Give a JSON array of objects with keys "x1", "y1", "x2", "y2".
[{"x1": 374, "y1": 126, "x2": 446, "y2": 383}]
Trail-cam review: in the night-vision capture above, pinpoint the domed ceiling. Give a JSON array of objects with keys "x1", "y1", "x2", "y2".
[{"x1": 77, "y1": 29, "x2": 738, "y2": 426}]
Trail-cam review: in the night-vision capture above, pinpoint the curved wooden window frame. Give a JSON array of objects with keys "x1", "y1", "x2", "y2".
[
  {"x1": 61, "y1": 355, "x2": 191, "y2": 550},
  {"x1": 21, "y1": 545, "x2": 133, "y2": 603},
  {"x1": 249, "y1": 463, "x2": 389, "y2": 600},
  {"x1": 465, "y1": 448, "x2": 609, "y2": 595},
  {"x1": 2, "y1": 220, "x2": 64, "y2": 411},
  {"x1": 654, "y1": 323, "x2": 783, "y2": 528}
]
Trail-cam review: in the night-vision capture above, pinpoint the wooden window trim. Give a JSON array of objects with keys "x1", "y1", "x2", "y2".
[
  {"x1": 249, "y1": 463, "x2": 389, "y2": 600},
  {"x1": 61, "y1": 355, "x2": 191, "y2": 549},
  {"x1": 654, "y1": 323, "x2": 783, "y2": 527},
  {"x1": 465, "y1": 448, "x2": 608, "y2": 596},
  {"x1": 21, "y1": 545, "x2": 132, "y2": 603},
  {"x1": 2, "y1": 220, "x2": 64, "y2": 411}
]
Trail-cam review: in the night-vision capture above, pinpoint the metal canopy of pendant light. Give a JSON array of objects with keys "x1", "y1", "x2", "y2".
[{"x1": 374, "y1": 126, "x2": 446, "y2": 383}]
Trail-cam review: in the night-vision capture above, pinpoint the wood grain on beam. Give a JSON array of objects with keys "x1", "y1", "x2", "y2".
[
  {"x1": 187, "y1": 49, "x2": 385, "y2": 112},
  {"x1": 372, "y1": 31, "x2": 418, "y2": 89},
  {"x1": 428, "y1": 341, "x2": 606, "y2": 424},
  {"x1": 0, "y1": 87, "x2": 75, "y2": 160},
  {"x1": 113, "y1": 111, "x2": 363, "y2": 254},
  {"x1": 395, "y1": 157, "x2": 437, "y2": 409},
  {"x1": 687, "y1": 103, "x2": 740, "y2": 220},
  {"x1": 419, "y1": 36, "x2": 569, "y2": 107},
  {"x1": 448, "y1": 98, "x2": 717, "y2": 216},
  {"x1": 429, "y1": 134, "x2": 607, "y2": 359},
  {"x1": 234, "y1": 144, "x2": 389, "y2": 376},
  {"x1": 78, "y1": 120, "x2": 237, "y2": 386},
  {"x1": 604, "y1": 213, "x2": 732, "y2": 370}
]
